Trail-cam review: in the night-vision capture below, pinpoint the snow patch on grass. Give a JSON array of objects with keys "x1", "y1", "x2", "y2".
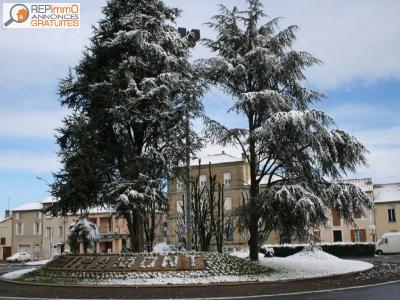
[
  {"x1": 2, "y1": 268, "x2": 37, "y2": 279},
  {"x1": 256, "y1": 247, "x2": 373, "y2": 280}
]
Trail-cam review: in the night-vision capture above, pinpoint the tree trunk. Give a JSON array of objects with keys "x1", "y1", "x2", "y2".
[
  {"x1": 248, "y1": 130, "x2": 259, "y2": 261},
  {"x1": 125, "y1": 209, "x2": 144, "y2": 253}
]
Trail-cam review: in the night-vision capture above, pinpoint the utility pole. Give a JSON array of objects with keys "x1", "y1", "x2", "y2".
[
  {"x1": 178, "y1": 27, "x2": 200, "y2": 251},
  {"x1": 36, "y1": 176, "x2": 53, "y2": 259}
]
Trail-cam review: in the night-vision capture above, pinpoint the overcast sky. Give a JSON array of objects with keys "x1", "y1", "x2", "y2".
[{"x1": 0, "y1": 0, "x2": 399, "y2": 213}]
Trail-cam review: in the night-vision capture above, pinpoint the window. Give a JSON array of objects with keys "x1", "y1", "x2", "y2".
[
  {"x1": 199, "y1": 175, "x2": 207, "y2": 188},
  {"x1": 176, "y1": 180, "x2": 184, "y2": 191},
  {"x1": 225, "y1": 223, "x2": 233, "y2": 241},
  {"x1": 33, "y1": 222, "x2": 41, "y2": 235},
  {"x1": 15, "y1": 213, "x2": 20, "y2": 220},
  {"x1": 333, "y1": 230, "x2": 342, "y2": 242},
  {"x1": 332, "y1": 210, "x2": 341, "y2": 226},
  {"x1": 177, "y1": 198, "x2": 184, "y2": 214},
  {"x1": 108, "y1": 218, "x2": 112, "y2": 232},
  {"x1": 353, "y1": 210, "x2": 361, "y2": 219},
  {"x1": 388, "y1": 206, "x2": 396, "y2": 222},
  {"x1": 59, "y1": 226, "x2": 63, "y2": 238},
  {"x1": 37, "y1": 211, "x2": 42, "y2": 219},
  {"x1": 16, "y1": 223, "x2": 24, "y2": 235},
  {"x1": 0, "y1": 238, "x2": 5, "y2": 245},
  {"x1": 224, "y1": 197, "x2": 232, "y2": 212},
  {"x1": 223, "y1": 172, "x2": 232, "y2": 188},
  {"x1": 163, "y1": 222, "x2": 168, "y2": 239},
  {"x1": 46, "y1": 227, "x2": 52, "y2": 238},
  {"x1": 313, "y1": 230, "x2": 321, "y2": 242},
  {"x1": 354, "y1": 230, "x2": 363, "y2": 242}
]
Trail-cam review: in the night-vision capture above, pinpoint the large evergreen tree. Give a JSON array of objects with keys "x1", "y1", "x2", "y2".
[
  {"x1": 201, "y1": 0, "x2": 372, "y2": 260},
  {"x1": 53, "y1": 0, "x2": 203, "y2": 251}
]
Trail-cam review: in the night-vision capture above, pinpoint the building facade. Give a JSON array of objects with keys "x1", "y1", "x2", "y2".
[
  {"x1": 11, "y1": 202, "x2": 44, "y2": 259},
  {"x1": 167, "y1": 152, "x2": 377, "y2": 248},
  {"x1": 374, "y1": 183, "x2": 400, "y2": 238},
  {"x1": 0, "y1": 212, "x2": 12, "y2": 260}
]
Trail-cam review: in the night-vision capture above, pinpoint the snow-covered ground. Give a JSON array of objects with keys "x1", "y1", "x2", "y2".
[
  {"x1": 254, "y1": 248, "x2": 372, "y2": 280},
  {"x1": 25, "y1": 259, "x2": 51, "y2": 266},
  {"x1": 2, "y1": 268, "x2": 37, "y2": 280},
  {"x1": 2, "y1": 248, "x2": 372, "y2": 285}
]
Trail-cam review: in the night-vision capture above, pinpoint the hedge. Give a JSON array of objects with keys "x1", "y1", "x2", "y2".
[{"x1": 261, "y1": 243, "x2": 375, "y2": 257}]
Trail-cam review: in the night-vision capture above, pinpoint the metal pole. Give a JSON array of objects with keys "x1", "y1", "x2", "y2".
[
  {"x1": 177, "y1": 27, "x2": 200, "y2": 251},
  {"x1": 185, "y1": 107, "x2": 192, "y2": 250}
]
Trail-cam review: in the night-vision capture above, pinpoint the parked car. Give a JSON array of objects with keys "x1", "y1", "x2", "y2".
[
  {"x1": 376, "y1": 232, "x2": 400, "y2": 255},
  {"x1": 6, "y1": 252, "x2": 31, "y2": 263}
]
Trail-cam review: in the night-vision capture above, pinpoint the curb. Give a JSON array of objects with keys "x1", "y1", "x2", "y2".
[{"x1": 0, "y1": 263, "x2": 374, "y2": 289}]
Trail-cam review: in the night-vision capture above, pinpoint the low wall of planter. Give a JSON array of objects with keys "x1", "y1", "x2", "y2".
[{"x1": 45, "y1": 253, "x2": 205, "y2": 272}]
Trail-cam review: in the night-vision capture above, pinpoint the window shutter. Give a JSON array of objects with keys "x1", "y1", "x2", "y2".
[
  {"x1": 33, "y1": 224, "x2": 36, "y2": 235},
  {"x1": 332, "y1": 210, "x2": 341, "y2": 226},
  {"x1": 39, "y1": 223, "x2": 42, "y2": 234},
  {"x1": 15, "y1": 224, "x2": 18, "y2": 235},
  {"x1": 21, "y1": 223, "x2": 24, "y2": 235},
  {"x1": 350, "y1": 230, "x2": 355, "y2": 242},
  {"x1": 361, "y1": 229, "x2": 367, "y2": 242}
]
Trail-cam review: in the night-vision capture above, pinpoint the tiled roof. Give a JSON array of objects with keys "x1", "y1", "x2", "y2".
[
  {"x1": 13, "y1": 202, "x2": 43, "y2": 212},
  {"x1": 192, "y1": 152, "x2": 244, "y2": 166},
  {"x1": 340, "y1": 178, "x2": 373, "y2": 192},
  {"x1": 373, "y1": 183, "x2": 400, "y2": 203}
]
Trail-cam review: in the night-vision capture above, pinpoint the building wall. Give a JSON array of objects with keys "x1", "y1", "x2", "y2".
[
  {"x1": 12, "y1": 210, "x2": 43, "y2": 259},
  {"x1": 0, "y1": 218, "x2": 12, "y2": 260},
  {"x1": 375, "y1": 201, "x2": 400, "y2": 238},
  {"x1": 41, "y1": 213, "x2": 67, "y2": 259},
  {"x1": 168, "y1": 160, "x2": 377, "y2": 248},
  {"x1": 167, "y1": 161, "x2": 248, "y2": 248}
]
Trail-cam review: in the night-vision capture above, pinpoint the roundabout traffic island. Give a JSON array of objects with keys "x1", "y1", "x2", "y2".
[{"x1": 13, "y1": 252, "x2": 273, "y2": 286}]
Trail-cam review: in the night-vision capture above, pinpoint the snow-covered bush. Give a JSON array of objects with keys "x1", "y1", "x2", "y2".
[{"x1": 68, "y1": 218, "x2": 100, "y2": 254}]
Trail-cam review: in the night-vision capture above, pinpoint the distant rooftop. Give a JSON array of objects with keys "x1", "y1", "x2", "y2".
[
  {"x1": 13, "y1": 202, "x2": 43, "y2": 212},
  {"x1": 340, "y1": 178, "x2": 373, "y2": 192},
  {"x1": 41, "y1": 196, "x2": 58, "y2": 204},
  {"x1": 373, "y1": 183, "x2": 400, "y2": 203},
  {"x1": 192, "y1": 151, "x2": 244, "y2": 166}
]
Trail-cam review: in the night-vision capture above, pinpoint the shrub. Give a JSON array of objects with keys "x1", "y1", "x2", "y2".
[{"x1": 261, "y1": 243, "x2": 375, "y2": 257}]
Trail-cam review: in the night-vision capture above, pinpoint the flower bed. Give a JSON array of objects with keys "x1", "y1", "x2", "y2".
[{"x1": 15, "y1": 252, "x2": 272, "y2": 285}]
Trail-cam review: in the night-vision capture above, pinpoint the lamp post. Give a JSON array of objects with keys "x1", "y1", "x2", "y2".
[
  {"x1": 36, "y1": 176, "x2": 53, "y2": 259},
  {"x1": 178, "y1": 27, "x2": 200, "y2": 251}
]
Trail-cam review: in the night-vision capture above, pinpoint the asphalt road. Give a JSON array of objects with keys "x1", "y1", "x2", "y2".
[
  {"x1": 0, "y1": 256, "x2": 398, "y2": 300},
  {"x1": 0, "y1": 263, "x2": 31, "y2": 276}
]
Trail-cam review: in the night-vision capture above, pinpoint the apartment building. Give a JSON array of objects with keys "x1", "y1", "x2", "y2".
[
  {"x1": 374, "y1": 183, "x2": 400, "y2": 238},
  {"x1": 0, "y1": 211, "x2": 12, "y2": 260},
  {"x1": 65, "y1": 207, "x2": 131, "y2": 254},
  {"x1": 41, "y1": 197, "x2": 67, "y2": 259},
  {"x1": 167, "y1": 152, "x2": 377, "y2": 248},
  {"x1": 167, "y1": 152, "x2": 249, "y2": 248},
  {"x1": 12, "y1": 202, "x2": 44, "y2": 259}
]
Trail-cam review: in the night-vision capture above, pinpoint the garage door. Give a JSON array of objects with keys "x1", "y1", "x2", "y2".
[{"x1": 19, "y1": 245, "x2": 31, "y2": 255}]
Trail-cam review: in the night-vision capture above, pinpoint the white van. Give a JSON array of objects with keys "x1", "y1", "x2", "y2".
[{"x1": 376, "y1": 232, "x2": 400, "y2": 255}]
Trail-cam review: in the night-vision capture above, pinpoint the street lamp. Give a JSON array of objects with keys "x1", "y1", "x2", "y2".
[{"x1": 178, "y1": 27, "x2": 200, "y2": 251}]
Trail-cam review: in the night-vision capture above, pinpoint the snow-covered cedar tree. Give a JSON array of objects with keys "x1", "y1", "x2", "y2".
[
  {"x1": 69, "y1": 217, "x2": 100, "y2": 254},
  {"x1": 54, "y1": 0, "x2": 205, "y2": 252},
  {"x1": 200, "y1": 0, "x2": 372, "y2": 260}
]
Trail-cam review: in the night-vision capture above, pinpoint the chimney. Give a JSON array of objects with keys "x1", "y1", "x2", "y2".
[
  {"x1": 5, "y1": 210, "x2": 10, "y2": 218},
  {"x1": 221, "y1": 151, "x2": 225, "y2": 155}
]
